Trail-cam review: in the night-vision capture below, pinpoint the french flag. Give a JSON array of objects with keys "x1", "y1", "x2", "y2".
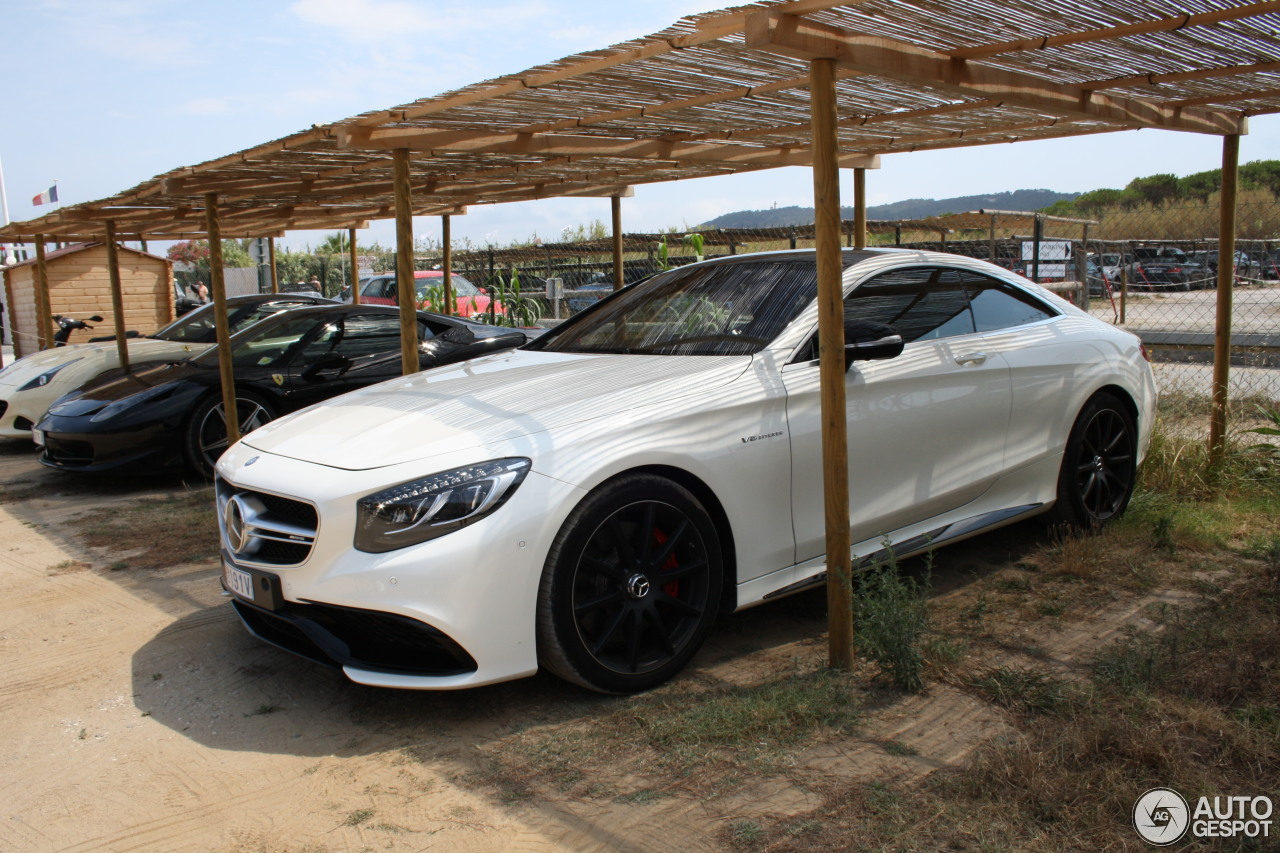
[{"x1": 32, "y1": 185, "x2": 58, "y2": 206}]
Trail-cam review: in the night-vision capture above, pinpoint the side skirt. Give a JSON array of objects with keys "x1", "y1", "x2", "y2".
[{"x1": 761, "y1": 502, "x2": 1045, "y2": 601}]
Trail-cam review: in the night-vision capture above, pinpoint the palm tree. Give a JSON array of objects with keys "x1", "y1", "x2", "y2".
[{"x1": 316, "y1": 231, "x2": 349, "y2": 256}]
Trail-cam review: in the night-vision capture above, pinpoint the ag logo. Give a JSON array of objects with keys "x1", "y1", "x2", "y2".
[{"x1": 1133, "y1": 788, "x2": 1190, "y2": 845}]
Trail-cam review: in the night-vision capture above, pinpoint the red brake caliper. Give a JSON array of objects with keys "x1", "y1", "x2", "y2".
[{"x1": 652, "y1": 528, "x2": 680, "y2": 596}]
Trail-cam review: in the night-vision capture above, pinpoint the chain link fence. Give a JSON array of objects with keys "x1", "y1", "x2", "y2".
[{"x1": 346, "y1": 202, "x2": 1277, "y2": 433}]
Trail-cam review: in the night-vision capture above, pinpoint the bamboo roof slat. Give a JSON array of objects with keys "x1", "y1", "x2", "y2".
[{"x1": 3, "y1": 0, "x2": 1278, "y2": 242}]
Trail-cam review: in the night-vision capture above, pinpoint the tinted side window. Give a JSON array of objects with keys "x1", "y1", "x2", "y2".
[
  {"x1": 330, "y1": 314, "x2": 404, "y2": 359},
  {"x1": 949, "y1": 271, "x2": 1056, "y2": 332},
  {"x1": 850, "y1": 267, "x2": 974, "y2": 343}
]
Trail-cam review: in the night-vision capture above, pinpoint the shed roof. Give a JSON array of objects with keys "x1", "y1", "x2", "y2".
[
  {"x1": 2, "y1": 0, "x2": 1276, "y2": 242},
  {"x1": 2, "y1": 242, "x2": 171, "y2": 271}
]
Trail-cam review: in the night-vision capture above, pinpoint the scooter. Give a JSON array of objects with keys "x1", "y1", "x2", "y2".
[{"x1": 51, "y1": 314, "x2": 104, "y2": 346}]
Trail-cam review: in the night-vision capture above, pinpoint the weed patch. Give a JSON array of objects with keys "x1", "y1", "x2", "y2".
[
  {"x1": 854, "y1": 552, "x2": 930, "y2": 692},
  {"x1": 70, "y1": 489, "x2": 217, "y2": 569}
]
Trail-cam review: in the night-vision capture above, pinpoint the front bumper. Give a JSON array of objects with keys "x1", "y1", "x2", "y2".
[
  {"x1": 215, "y1": 444, "x2": 587, "y2": 689},
  {"x1": 36, "y1": 413, "x2": 185, "y2": 473}
]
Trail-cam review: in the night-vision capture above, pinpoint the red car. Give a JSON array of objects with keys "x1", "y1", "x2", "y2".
[{"x1": 358, "y1": 271, "x2": 502, "y2": 318}]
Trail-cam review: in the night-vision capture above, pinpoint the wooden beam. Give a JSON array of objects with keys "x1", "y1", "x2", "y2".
[
  {"x1": 810, "y1": 57, "x2": 854, "y2": 672},
  {"x1": 346, "y1": 228, "x2": 359, "y2": 303},
  {"x1": 104, "y1": 221, "x2": 130, "y2": 373},
  {"x1": 34, "y1": 237, "x2": 51, "y2": 351},
  {"x1": 1210, "y1": 134, "x2": 1239, "y2": 468},
  {"x1": 745, "y1": 12, "x2": 1246, "y2": 135},
  {"x1": 205, "y1": 193, "x2": 241, "y2": 451},
  {"x1": 268, "y1": 236, "x2": 278, "y2": 294},
  {"x1": 1172, "y1": 86, "x2": 1280, "y2": 109},
  {"x1": 611, "y1": 196, "x2": 624, "y2": 290},
  {"x1": 853, "y1": 168, "x2": 866, "y2": 249},
  {"x1": 394, "y1": 149, "x2": 418, "y2": 376},
  {"x1": 950, "y1": 2, "x2": 1280, "y2": 61},
  {"x1": 441, "y1": 215, "x2": 452, "y2": 316},
  {"x1": 1081, "y1": 59, "x2": 1280, "y2": 92},
  {"x1": 339, "y1": 125, "x2": 881, "y2": 169}
]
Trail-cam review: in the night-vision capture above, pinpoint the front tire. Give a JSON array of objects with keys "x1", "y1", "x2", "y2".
[
  {"x1": 537, "y1": 474, "x2": 723, "y2": 694},
  {"x1": 1047, "y1": 392, "x2": 1137, "y2": 528},
  {"x1": 182, "y1": 390, "x2": 275, "y2": 478}
]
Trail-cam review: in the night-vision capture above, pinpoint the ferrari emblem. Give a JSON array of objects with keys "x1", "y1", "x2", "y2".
[{"x1": 272, "y1": 374, "x2": 284, "y2": 386}]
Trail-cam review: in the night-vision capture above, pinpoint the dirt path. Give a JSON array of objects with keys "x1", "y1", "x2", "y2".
[{"x1": 0, "y1": 444, "x2": 1196, "y2": 852}]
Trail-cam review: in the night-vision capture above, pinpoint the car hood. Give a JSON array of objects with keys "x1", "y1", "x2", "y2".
[
  {"x1": 242, "y1": 349, "x2": 749, "y2": 470},
  {"x1": 45, "y1": 360, "x2": 210, "y2": 417},
  {"x1": 0, "y1": 339, "x2": 207, "y2": 390}
]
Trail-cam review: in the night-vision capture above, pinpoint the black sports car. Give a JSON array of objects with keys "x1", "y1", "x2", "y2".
[
  {"x1": 149, "y1": 292, "x2": 336, "y2": 342},
  {"x1": 36, "y1": 305, "x2": 526, "y2": 476}
]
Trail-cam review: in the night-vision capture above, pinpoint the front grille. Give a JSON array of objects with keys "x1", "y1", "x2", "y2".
[
  {"x1": 0, "y1": 400, "x2": 8, "y2": 419},
  {"x1": 232, "y1": 599, "x2": 478, "y2": 676},
  {"x1": 216, "y1": 477, "x2": 319, "y2": 567},
  {"x1": 13, "y1": 417, "x2": 33, "y2": 431},
  {"x1": 43, "y1": 437, "x2": 94, "y2": 467}
]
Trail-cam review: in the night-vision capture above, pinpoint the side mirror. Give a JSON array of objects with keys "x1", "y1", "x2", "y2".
[
  {"x1": 89, "y1": 315, "x2": 105, "y2": 322},
  {"x1": 844, "y1": 320, "x2": 903, "y2": 369}
]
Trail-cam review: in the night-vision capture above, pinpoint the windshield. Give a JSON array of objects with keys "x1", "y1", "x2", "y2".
[
  {"x1": 529, "y1": 259, "x2": 823, "y2": 356},
  {"x1": 193, "y1": 313, "x2": 322, "y2": 370},
  {"x1": 153, "y1": 299, "x2": 318, "y2": 343}
]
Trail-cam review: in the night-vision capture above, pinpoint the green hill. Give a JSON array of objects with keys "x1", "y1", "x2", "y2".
[{"x1": 701, "y1": 189, "x2": 1079, "y2": 229}]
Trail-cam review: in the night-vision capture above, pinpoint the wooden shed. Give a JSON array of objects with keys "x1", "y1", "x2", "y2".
[{"x1": 3, "y1": 242, "x2": 174, "y2": 358}]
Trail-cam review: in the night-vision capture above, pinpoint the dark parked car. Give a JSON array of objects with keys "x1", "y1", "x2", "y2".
[
  {"x1": 36, "y1": 305, "x2": 526, "y2": 477},
  {"x1": 1124, "y1": 248, "x2": 1203, "y2": 291}
]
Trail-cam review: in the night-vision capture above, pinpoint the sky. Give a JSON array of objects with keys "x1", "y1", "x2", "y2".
[{"x1": 3, "y1": 0, "x2": 1279, "y2": 253}]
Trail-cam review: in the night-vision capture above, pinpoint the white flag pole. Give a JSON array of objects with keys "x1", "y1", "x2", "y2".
[{"x1": 0, "y1": 154, "x2": 10, "y2": 226}]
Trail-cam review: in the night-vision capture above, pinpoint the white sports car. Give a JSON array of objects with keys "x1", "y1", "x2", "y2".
[
  {"x1": 215, "y1": 249, "x2": 1157, "y2": 693},
  {"x1": 0, "y1": 294, "x2": 330, "y2": 439}
]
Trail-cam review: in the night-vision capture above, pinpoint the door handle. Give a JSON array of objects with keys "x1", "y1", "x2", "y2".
[{"x1": 954, "y1": 351, "x2": 990, "y2": 366}]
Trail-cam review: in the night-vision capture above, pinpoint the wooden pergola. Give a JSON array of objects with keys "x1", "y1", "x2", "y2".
[{"x1": 3, "y1": 0, "x2": 1278, "y2": 668}]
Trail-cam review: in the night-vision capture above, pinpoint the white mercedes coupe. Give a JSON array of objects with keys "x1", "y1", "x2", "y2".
[{"x1": 215, "y1": 249, "x2": 1156, "y2": 694}]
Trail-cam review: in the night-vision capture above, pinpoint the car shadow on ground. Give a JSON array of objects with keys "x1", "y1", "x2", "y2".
[{"x1": 127, "y1": 519, "x2": 1045, "y2": 761}]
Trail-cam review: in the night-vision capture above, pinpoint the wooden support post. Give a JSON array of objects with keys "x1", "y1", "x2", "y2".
[
  {"x1": 205, "y1": 193, "x2": 241, "y2": 449},
  {"x1": 394, "y1": 149, "x2": 418, "y2": 376},
  {"x1": 1210, "y1": 134, "x2": 1240, "y2": 468},
  {"x1": 611, "y1": 195, "x2": 624, "y2": 290},
  {"x1": 810, "y1": 58, "x2": 854, "y2": 671},
  {"x1": 268, "y1": 237, "x2": 279, "y2": 294},
  {"x1": 988, "y1": 215, "x2": 997, "y2": 261},
  {"x1": 348, "y1": 227, "x2": 359, "y2": 304},
  {"x1": 441, "y1": 215, "x2": 453, "y2": 315},
  {"x1": 104, "y1": 221, "x2": 130, "y2": 372},
  {"x1": 853, "y1": 168, "x2": 867, "y2": 249},
  {"x1": 33, "y1": 236, "x2": 51, "y2": 351}
]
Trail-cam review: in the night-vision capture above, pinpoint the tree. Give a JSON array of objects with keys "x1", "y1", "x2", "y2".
[
  {"x1": 1125, "y1": 173, "x2": 1180, "y2": 206},
  {"x1": 166, "y1": 239, "x2": 252, "y2": 269}
]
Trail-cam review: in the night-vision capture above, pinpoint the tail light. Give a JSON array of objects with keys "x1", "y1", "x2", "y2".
[{"x1": 1140, "y1": 343, "x2": 1152, "y2": 362}]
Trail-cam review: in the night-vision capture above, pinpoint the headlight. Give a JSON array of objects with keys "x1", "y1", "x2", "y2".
[
  {"x1": 18, "y1": 358, "x2": 82, "y2": 391},
  {"x1": 355, "y1": 457, "x2": 531, "y2": 553}
]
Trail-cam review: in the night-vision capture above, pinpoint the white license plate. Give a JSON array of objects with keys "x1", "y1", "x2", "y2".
[
  {"x1": 31, "y1": 428, "x2": 44, "y2": 446},
  {"x1": 224, "y1": 561, "x2": 254, "y2": 599}
]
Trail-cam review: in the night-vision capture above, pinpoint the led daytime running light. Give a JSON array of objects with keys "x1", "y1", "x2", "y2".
[{"x1": 355, "y1": 457, "x2": 531, "y2": 553}]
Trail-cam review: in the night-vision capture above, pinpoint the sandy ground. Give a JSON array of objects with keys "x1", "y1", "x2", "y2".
[{"x1": 0, "y1": 433, "x2": 1214, "y2": 853}]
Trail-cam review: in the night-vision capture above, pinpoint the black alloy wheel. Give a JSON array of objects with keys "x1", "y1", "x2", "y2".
[
  {"x1": 1049, "y1": 392, "x2": 1137, "y2": 528},
  {"x1": 183, "y1": 390, "x2": 275, "y2": 478},
  {"x1": 537, "y1": 474, "x2": 723, "y2": 694}
]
